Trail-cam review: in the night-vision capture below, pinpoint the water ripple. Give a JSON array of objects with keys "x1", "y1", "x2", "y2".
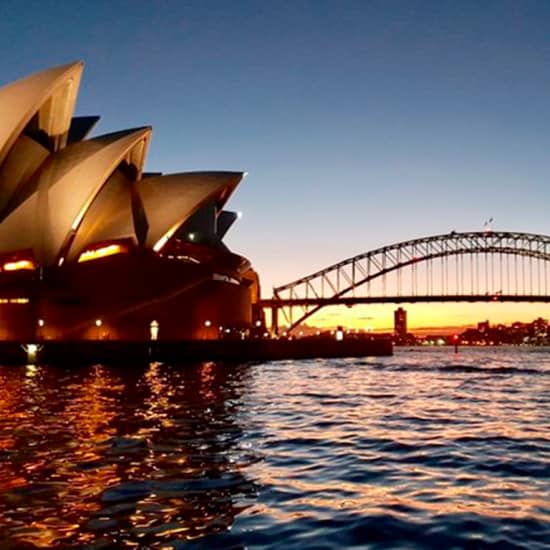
[{"x1": 0, "y1": 349, "x2": 548, "y2": 547}]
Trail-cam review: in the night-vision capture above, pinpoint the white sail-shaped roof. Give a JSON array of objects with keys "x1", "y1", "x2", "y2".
[
  {"x1": 0, "y1": 61, "x2": 83, "y2": 213},
  {"x1": 66, "y1": 171, "x2": 243, "y2": 260},
  {"x1": 0, "y1": 61, "x2": 83, "y2": 166},
  {"x1": 138, "y1": 171, "x2": 243, "y2": 251},
  {"x1": 0, "y1": 63, "x2": 249, "y2": 269},
  {"x1": 65, "y1": 170, "x2": 137, "y2": 262},
  {"x1": 0, "y1": 127, "x2": 151, "y2": 265},
  {"x1": 0, "y1": 134, "x2": 50, "y2": 217}
]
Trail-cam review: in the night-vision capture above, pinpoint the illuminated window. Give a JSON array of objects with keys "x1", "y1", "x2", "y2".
[
  {"x1": 78, "y1": 244, "x2": 124, "y2": 263},
  {"x1": 3, "y1": 260, "x2": 35, "y2": 271},
  {"x1": 0, "y1": 297, "x2": 30, "y2": 304}
]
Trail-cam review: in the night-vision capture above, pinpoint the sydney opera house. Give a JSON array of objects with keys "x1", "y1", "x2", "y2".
[{"x1": 0, "y1": 61, "x2": 260, "y2": 341}]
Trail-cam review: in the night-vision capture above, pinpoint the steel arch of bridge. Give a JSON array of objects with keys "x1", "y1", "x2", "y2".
[{"x1": 266, "y1": 231, "x2": 550, "y2": 333}]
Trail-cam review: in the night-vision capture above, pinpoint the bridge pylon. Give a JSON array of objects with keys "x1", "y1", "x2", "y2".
[{"x1": 271, "y1": 303, "x2": 279, "y2": 336}]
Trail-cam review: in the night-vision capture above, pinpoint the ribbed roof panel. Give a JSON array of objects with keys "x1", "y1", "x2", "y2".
[
  {"x1": 138, "y1": 171, "x2": 243, "y2": 250},
  {"x1": 0, "y1": 61, "x2": 83, "y2": 166},
  {"x1": 0, "y1": 127, "x2": 151, "y2": 265}
]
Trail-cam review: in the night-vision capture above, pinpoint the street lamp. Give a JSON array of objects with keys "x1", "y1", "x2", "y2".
[
  {"x1": 204, "y1": 320, "x2": 212, "y2": 339},
  {"x1": 150, "y1": 320, "x2": 159, "y2": 341}
]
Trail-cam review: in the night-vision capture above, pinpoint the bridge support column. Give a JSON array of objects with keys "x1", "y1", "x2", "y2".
[{"x1": 271, "y1": 305, "x2": 279, "y2": 336}]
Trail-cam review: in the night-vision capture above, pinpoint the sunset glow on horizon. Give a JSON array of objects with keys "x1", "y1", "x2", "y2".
[{"x1": 302, "y1": 302, "x2": 548, "y2": 333}]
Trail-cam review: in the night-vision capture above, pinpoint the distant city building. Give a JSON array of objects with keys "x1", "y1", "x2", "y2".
[
  {"x1": 460, "y1": 317, "x2": 549, "y2": 346},
  {"x1": 477, "y1": 320, "x2": 490, "y2": 333},
  {"x1": 533, "y1": 317, "x2": 549, "y2": 343},
  {"x1": 394, "y1": 307, "x2": 407, "y2": 341}
]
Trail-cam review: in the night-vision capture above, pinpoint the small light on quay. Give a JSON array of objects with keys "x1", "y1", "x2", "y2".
[{"x1": 22, "y1": 343, "x2": 41, "y2": 365}]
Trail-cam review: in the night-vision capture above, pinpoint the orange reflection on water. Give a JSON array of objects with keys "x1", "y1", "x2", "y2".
[
  {"x1": 0, "y1": 352, "x2": 546, "y2": 547},
  {"x1": 139, "y1": 361, "x2": 176, "y2": 430},
  {"x1": 0, "y1": 368, "x2": 34, "y2": 493},
  {"x1": 0, "y1": 365, "x2": 124, "y2": 548},
  {"x1": 198, "y1": 360, "x2": 217, "y2": 402}
]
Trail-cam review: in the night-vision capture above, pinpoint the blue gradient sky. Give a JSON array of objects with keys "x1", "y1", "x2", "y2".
[{"x1": 1, "y1": 1, "x2": 549, "y2": 328}]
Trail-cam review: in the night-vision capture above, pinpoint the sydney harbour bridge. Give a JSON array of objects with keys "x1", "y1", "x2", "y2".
[{"x1": 261, "y1": 231, "x2": 550, "y2": 334}]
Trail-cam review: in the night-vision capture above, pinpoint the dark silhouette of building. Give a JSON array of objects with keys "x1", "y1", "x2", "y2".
[
  {"x1": 394, "y1": 307, "x2": 407, "y2": 342},
  {"x1": 477, "y1": 320, "x2": 490, "y2": 333}
]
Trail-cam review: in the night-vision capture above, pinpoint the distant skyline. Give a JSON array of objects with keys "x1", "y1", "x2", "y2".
[
  {"x1": 0, "y1": 0, "x2": 548, "y2": 329},
  {"x1": 303, "y1": 302, "x2": 549, "y2": 333}
]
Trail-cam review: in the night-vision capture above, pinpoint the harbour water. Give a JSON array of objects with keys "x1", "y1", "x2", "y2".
[{"x1": 0, "y1": 348, "x2": 548, "y2": 548}]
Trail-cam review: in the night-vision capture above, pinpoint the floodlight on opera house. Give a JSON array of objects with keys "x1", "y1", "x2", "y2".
[{"x1": 0, "y1": 61, "x2": 261, "y2": 341}]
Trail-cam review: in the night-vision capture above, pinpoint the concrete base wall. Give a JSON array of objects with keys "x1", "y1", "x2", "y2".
[{"x1": 0, "y1": 252, "x2": 255, "y2": 341}]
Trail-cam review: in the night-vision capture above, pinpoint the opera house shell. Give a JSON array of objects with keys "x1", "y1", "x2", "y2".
[{"x1": 0, "y1": 61, "x2": 260, "y2": 341}]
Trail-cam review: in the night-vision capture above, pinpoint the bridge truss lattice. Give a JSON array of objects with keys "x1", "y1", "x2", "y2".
[{"x1": 268, "y1": 231, "x2": 550, "y2": 333}]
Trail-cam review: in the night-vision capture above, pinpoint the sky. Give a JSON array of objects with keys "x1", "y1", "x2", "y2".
[{"x1": 0, "y1": 0, "x2": 548, "y2": 330}]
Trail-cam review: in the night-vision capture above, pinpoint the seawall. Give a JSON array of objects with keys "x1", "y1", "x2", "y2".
[{"x1": 0, "y1": 338, "x2": 392, "y2": 366}]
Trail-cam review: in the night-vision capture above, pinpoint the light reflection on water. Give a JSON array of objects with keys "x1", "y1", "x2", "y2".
[{"x1": 0, "y1": 348, "x2": 548, "y2": 548}]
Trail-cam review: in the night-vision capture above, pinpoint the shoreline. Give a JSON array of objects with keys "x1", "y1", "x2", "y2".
[{"x1": 1, "y1": 338, "x2": 393, "y2": 366}]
